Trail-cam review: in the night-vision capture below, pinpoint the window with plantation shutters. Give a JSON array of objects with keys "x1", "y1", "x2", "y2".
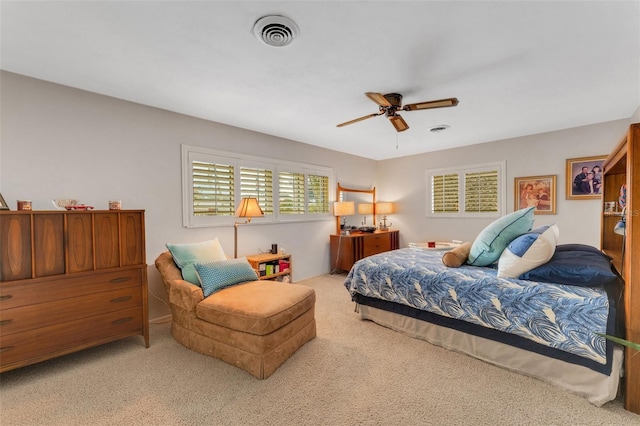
[
  {"x1": 426, "y1": 161, "x2": 505, "y2": 218},
  {"x1": 240, "y1": 166, "x2": 274, "y2": 214},
  {"x1": 465, "y1": 170, "x2": 498, "y2": 213},
  {"x1": 192, "y1": 161, "x2": 235, "y2": 216},
  {"x1": 432, "y1": 173, "x2": 459, "y2": 213},
  {"x1": 182, "y1": 145, "x2": 333, "y2": 227},
  {"x1": 307, "y1": 174, "x2": 330, "y2": 214},
  {"x1": 279, "y1": 171, "x2": 306, "y2": 215}
]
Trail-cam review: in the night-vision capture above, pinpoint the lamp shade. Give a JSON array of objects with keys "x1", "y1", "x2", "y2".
[
  {"x1": 376, "y1": 202, "x2": 394, "y2": 215},
  {"x1": 334, "y1": 201, "x2": 355, "y2": 216},
  {"x1": 235, "y1": 197, "x2": 264, "y2": 218},
  {"x1": 358, "y1": 203, "x2": 374, "y2": 215}
]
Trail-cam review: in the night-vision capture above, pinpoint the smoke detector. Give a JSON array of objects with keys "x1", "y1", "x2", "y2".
[{"x1": 253, "y1": 15, "x2": 299, "y2": 47}]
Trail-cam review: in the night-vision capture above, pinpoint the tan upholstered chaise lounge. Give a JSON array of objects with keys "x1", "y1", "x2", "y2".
[{"x1": 155, "y1": 251, "x2": 316, "y2": 379}]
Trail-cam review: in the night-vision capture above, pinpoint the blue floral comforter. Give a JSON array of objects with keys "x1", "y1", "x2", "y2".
[{"x1": 344, "y1": 248, "x2": 611, "y2": 367}]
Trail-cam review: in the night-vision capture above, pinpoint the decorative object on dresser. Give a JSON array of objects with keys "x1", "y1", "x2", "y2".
[
  {"x1": 376, "y1": 201, "x2": 394, "y2": 230},
  {"x1": 246, "y1": 253, "x2": 292, "y2": 282},
  {"x1": 600, "y1": 122, "x2": 639, "y2": 414},
  {"x1": 0, "y1": 193, "x2": 8, "y2": 210},
  {"x1": 0, "y1": 209, "x2": 149, "y2": 373},
  {"x1": 233, "y1": 197, "x2": 264, "y2": 258}
]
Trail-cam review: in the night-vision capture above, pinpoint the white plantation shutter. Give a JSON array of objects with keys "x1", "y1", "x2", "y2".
[
  {"x1": 192, "y1": 161, "x2": 235, "y2": 216},
  {"x1": 465, "y1": 170, "x2": 499, "y2": 213},
  {"x1": 307, "y1": 174, "x2": 330, "y2": 214},
  {"x1": 240, "y1": 166, "x2": 274, "y2": 214},
  {"x1": 432, "y1": 173, "x2": 459, "y2": 213},
  {"x1": 278, "y1": 171, "x2": 306, "y2": 215}
]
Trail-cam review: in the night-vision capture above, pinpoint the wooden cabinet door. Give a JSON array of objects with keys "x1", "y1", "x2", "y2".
[
  {"x1": 33, "y1": 213, "x2": 65, "y2": 277},
  {"x1": 0, "y1": 214, "x2": 32, "y2": 281},
  {"x1": 94, "y1": 213, "x2": 120, "y2": 269},
  {"x1": 67, "y1": 213, "x2": 94, "y2": 273},
  {"x1": 120, "y1": 212, "x2": 144, "y2": 266}
]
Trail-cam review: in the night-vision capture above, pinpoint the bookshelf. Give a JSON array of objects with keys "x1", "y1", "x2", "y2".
[{"x1": 246, "y1": 253, "x2": 292, "y2": 282}]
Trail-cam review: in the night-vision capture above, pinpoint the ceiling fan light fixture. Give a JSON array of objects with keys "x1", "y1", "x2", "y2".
[{"x1": 253, "y1": 15, "x2": 299, "y2": 47}]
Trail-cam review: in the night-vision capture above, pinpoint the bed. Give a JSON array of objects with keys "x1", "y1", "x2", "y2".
[{"x1": 344, "y1": 243, "x2": 625, "y2": 406}]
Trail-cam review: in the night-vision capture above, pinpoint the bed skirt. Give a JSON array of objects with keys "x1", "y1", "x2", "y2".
[{"x1": 358, "y1": 304, "x2": 623, "y2": 407}]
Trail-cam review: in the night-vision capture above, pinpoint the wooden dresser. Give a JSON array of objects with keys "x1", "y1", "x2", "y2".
[
  {"x1": 330, "y1": 230, "x2": 399, "y2": 272},
  {"x1": 0, "y1": 210, "x2": 149, "y2": 372}
]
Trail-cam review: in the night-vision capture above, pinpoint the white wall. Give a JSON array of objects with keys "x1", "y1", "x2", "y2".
[
  {"x1": 0, "y1": 71, "x2": 378, "y2": 320},
  {"x1": 377, "y1": 119, "x2": 632, "y2": 247},
  {"x1": 1, "y1": 71, "x2": 636, "y2": 321}
]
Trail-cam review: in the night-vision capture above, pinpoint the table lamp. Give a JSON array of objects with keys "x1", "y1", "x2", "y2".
[
  {"x1": 376, "y1": 202, "x2": 394, "y2": 231},
  {"x1": 334, "y1": 201, "x2": 355, "y2": 235},
  {"x1": 234, "y1": 197, "x2": 264, "y2": 258}
]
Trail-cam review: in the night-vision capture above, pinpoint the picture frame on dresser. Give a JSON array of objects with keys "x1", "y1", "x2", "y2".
[
  {"x1": 0, "y1": 193, "x2": 8, "y2": 210},
  {"x1": 566, "y1": 155, "x2": 606, "y2": 199}
]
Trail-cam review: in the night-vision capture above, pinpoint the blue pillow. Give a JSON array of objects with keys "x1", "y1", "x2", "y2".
[
  {"x1": 467, "y1": 207, "x2": 535, "y2": 266},
  {"x1": 166, "y1": 238, "x2": 227, "y2": 285},
  {"x1": 497, "y1": 224, "x2": 559, "y2": 278},
  {"x1": 555, "y1": 243, "x2": 605, "y2": 256},
  {"x1": 519, "y1": 249, "x2": 618, "y2": 287},
  {"x1": 194, "y1": 258, "x2": 259, "y2": 297}
]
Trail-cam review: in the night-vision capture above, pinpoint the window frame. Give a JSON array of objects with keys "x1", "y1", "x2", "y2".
[
  {"x1": 182, "y1": 144, "x2": 333, "y2": 228},
  {"x1": 425, "y1": 161, "x2": 506, "y2": 218}
]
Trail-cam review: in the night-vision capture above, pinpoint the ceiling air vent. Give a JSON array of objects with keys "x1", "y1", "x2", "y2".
[{"x1": 253, "y1": 15, "x2": 299, "y2": 47}]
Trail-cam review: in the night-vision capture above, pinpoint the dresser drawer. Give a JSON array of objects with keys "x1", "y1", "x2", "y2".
[
  {"x1": 363, "y1": 233, "x2": 392, "y2": 257},
  {"x1": 0, "y1": 267, "x2": 143, "y2": 310},
  {"x1": 0, "y1": 307, "x2": 143, "y2": 368},
  {"x1": 0, "y1": 286, "x2": 142, "y2": 336}
]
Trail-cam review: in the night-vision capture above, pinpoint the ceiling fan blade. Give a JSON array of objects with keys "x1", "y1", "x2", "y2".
[
  {"x1": 365, "y1": 92, "x2": 392, "y2": 107},
  {"x1": 336, "y1": 112, "x2": 382, "y2": 128},
  {"x1": 403, "y1": 97, "x2": 459, "y2": 111},
  {"x1": 389, "y1": 114, "x2": 409, "y2": 132}
]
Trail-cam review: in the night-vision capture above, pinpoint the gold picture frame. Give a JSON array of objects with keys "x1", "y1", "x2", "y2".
[
  {"x1": 514, "y1": 175, "x2": 556, "y2": 215},
  {"x1": 566, "y1": 155, "x2": 606, "y2": 200}
]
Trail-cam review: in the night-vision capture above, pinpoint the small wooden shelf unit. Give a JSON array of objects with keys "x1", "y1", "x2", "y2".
[{"x1": 246, "y1": 253, "x2": 292, "y2": 281}]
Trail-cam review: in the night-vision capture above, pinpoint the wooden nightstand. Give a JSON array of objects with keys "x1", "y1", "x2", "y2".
[
  {"x1": 330, "y1": 229, "x2": 399, "y2": 273},
  {"x1": 246, "y1": 253, "x2": 292, "y2": 282}
]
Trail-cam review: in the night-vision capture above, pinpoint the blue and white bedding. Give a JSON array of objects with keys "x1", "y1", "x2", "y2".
[{"x1": 344, "y1": 247, "x2": 618, "y2": 374}]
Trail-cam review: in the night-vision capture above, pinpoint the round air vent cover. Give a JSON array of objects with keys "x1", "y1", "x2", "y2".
[{"x1": 253, "y1": 15, "x2": 299, "y2": 47}]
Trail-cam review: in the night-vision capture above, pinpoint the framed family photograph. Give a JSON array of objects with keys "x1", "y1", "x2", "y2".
[
  {"x1": 566, "y1": 155, "x2": 606, "y2": 200},
  {"x1": 514, "y1": 175, "x2": 556, "y2": 214}
]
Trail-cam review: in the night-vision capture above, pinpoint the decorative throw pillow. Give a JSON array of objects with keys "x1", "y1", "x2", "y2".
[
  {"x1": 442, "y1": 242, "x2": 472, "y2": 268},
  {"x1": 520, "y1": 247, "x2": 618, "y2": 287},
  {"x1": 497, "y1": 224, "x2": 559, "y2": 278},
  {"x1": 467, "y1": 207, "x2": 535, "y2": 266},
  {"x1": 166, "y1": 238, "x2": 227, "y2": 285},
  {"x1": 194, "y1": 258, "x2": 259, "y2": 297}
]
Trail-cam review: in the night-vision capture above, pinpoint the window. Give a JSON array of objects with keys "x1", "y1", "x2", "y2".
[
  {"x1": 182, "y1": 145, "x2": 333, "y2": 227},
  {"x1": 426, "y1": 161, "x2": 505, "y2": 218}
]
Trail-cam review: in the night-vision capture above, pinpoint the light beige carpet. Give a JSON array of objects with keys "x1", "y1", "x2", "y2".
[{"x1": 1, "y1": 274, "x2": 638, "y2": 425}]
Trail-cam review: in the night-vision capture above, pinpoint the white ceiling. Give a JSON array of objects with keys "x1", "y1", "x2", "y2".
[{"x1": 2, "y1": 1, "x2": 639, "y2": 160}]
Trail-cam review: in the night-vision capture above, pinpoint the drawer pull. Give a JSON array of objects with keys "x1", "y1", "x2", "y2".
[
  {"x1": 110, "y1": 277, "x2": 132, "y2": 284},
  {"x1": 0, "y1": 295, "x2": 12, "y2": 301},
  {"x1": 112, "y1": 317, "x2": 133, "y2": 325},
  {"x1": 110, "y1": 296, "x2": 132, "y2": 303},
  {"x1": 0, "y1": 319, "x2": 12, "y2": 326},
  {"x1": 0, "y1": 346, "x2": 15, "y2": 353}
]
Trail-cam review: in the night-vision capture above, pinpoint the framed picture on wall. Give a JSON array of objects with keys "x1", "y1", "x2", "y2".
[
  {"x1": 566, "y1": 155, "x2": 606, "y2": 200},
  {"x1": 514, "y1": 175, "x2": 556, "y2": 214},
  {"x1": 0, "y1": 193, "x2": 9, "y2": 210}
]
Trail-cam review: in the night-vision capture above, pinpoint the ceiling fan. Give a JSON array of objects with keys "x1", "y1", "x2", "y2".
[{"x1": 337, "y1": 92, "x2": 459, "y2": 132}]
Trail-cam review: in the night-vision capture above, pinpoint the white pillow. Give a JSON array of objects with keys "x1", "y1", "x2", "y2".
[
  {"x1": 497, "y1": 224, "x2": 559, "y2": 278},
  {"x1": 165, "y1": 238, "x2": 227, "y2": 285}
]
